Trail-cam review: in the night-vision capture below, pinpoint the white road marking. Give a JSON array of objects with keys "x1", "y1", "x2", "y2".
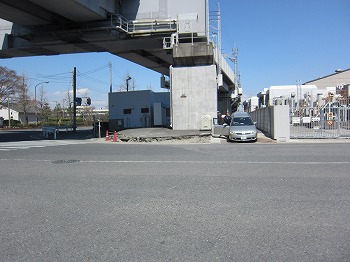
[
  {"x1": 0, "y1": 158, "x2": 349, "y2": 165},
  {"x1": 0, "y1": 140, "x2": 91, "y2": 152}
]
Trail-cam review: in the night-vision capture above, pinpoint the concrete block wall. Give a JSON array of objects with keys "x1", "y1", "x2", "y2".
[
  {"x1": 271, "y1": 105, "x2": 290, "y2": 142},
  {"x1": 250, "y1": 105, "x2": 290, "y2": 142},
  {"x1": 251, "y1": 107, "x2": 272, "y2": 135}
]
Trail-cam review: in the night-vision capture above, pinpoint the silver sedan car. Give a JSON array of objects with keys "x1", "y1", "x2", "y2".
[{"x1": 227, "y1": 112, "x2": 257, "y2": 142}]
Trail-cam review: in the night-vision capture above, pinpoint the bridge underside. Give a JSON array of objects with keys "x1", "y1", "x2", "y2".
[
  {"x1": 0, "y1": 0, "x2": 237, "y2": 130},
  {"x1": 1, "y1": 22, "x2": 173, "y2": 76},
  {"x1": 0, "y1": 0, "x2": 180, "y2": 75}
]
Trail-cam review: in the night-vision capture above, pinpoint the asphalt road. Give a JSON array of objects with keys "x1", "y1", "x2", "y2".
[{"x1": 1, "y1": 140, "x2": 350, "y2": 261}]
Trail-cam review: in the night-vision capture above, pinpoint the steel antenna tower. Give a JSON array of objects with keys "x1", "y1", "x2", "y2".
[
  {"x1": 217, "y1": 3, "x2": 221, "y2": 76},
  {"x1": 209, "y1": 3, "x2": 222, "y2": 83},
  {"x1": 224, "y1": 47, "x2": 240, "y2": 92},
  {"x1": 233, "y1": 47, "x2": 239, "y2": 91}
]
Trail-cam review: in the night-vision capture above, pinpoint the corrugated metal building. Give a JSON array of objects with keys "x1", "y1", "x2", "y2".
[{"x1": 304, "y1": 68, "x2": 350, "y2": 88}]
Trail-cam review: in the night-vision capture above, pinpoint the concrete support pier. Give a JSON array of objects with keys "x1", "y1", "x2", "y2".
[{"x1": 170, "y1": 64, "x2": 217, "y2": 130}]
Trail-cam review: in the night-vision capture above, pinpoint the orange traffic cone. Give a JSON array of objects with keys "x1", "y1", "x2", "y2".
[
  {"x1": 113, "y1": 131, "x2": 118, "y2": 142},
  {"x1": 105, "y1": 130, "x2": 109, "y2": 141}
]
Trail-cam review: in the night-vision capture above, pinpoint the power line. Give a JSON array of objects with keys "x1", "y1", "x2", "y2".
[
  {"x1": 36, "y1": 72, "x2": 71, "y2": 79},
  {"x1": 112, "y1": 66, "x2": 125, "y2": 81},
  {"x1": 78, "y1": 73, "x2": 109, "y2": 86},
  {"x1": 35, "y1": 72, "x2": 72, "y2": 84},
  {"x1": 77, "y1": 64, "x2": 110, "y2": 76}
]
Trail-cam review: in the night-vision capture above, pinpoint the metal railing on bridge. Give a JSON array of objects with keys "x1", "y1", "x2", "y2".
[
  {"x1": 111, "y1": 14, "x2": 208, "y2": 50},
  {"x1": 112, "y1": 14, "x2": 177, "y2": 36}
]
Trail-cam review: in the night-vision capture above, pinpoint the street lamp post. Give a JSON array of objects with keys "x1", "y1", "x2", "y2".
[
  {"x1": 8, "y1": 96, "x2": 11, "y2": 128},
  {"x1": 126, "y1": 76, "x2": 132, "y2": 92},
  {"x1": 34, "y1": 81, "x2": 49, "y2": 126}
]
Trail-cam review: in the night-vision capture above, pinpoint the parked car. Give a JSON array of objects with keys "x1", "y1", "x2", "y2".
[{"x1": 227, "y1": 112, "x2": 257, "y2": 142}]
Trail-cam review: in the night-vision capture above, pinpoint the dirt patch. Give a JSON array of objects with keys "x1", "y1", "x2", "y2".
[{"x1": 125, "y1": 135, "x2": 212, "y2": 143}]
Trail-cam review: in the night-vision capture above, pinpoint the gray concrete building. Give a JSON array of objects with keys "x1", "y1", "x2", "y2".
[{"x1": 109, "y1": 90, "x2": 170, "y2": 131}]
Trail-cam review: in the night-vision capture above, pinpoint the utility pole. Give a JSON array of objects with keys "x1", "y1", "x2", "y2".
[
  {"x1": 217, "y1": 3, "x2": 221, "y2": 77},
  {"x1": 296, "y1": 80, "x2": 301, "y2": 110},
  {"x1": 73, "y1": 67, "x2": 77, "y2": 132},
  {"x1": 225, "y1": 48, "x2": 239, "y2": 90},
  {"x1": 233, "y1": 47, "x2": 239, "y2": 92},
  {"x1": 109, "y1": 62, "x2": 112, "y2": 93},
  {"x1": 223, "y1": 47, "x2": 241, "y2": 112}
]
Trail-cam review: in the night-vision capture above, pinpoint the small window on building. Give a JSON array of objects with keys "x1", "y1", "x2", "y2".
[
  {"x1": 123, "y1": 109, "x2": 131, "y2": 114},
  {"x1": 141, "y1": 107, "x2": 149, "y2": 113}
]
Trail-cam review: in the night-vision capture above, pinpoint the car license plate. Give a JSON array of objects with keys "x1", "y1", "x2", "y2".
[{"x1": 241, "y1": 135, "x2": 247, "y2": 140}]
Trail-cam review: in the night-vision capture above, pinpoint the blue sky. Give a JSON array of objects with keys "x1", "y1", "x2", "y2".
[
  {"x1": 217, "y1": 0, "x2": 350, "y2": 97},
  {"x1": 1, "y1": 0, "x2": 349, "y2": 109}
]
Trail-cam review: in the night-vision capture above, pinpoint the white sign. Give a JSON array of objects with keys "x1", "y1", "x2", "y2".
[
  {"x1": 302, "y1": 117, "x2": 311, "y2": 124},
  {"x1": 292, "y1": 117, "x2": 300, "y2": 124}
]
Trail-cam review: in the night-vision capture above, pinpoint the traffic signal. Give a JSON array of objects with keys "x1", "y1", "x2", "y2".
[
  {"x1": 87, "y1": 97, "x2": 91, "y2": 105},
  {"x1": 75, "y1": 97, "x2": 82, "y2": 106}
]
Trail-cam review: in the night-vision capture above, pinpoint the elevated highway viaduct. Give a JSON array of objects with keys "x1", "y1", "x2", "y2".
[{"x1": 0, "y1": 0, "x2": 237, "y2": 130}]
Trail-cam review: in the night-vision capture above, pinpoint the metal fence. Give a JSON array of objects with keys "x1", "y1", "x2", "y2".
[{"x1": 290, "y1": 105, "x2": 350, "y2": 138}]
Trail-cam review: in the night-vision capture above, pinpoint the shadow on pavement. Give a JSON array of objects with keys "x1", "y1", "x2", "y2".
[{"x1": 0, "y1": 128, "x2": 93, "y2": 142}]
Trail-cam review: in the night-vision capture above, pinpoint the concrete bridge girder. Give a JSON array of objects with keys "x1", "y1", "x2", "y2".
[{"x1": 0, "y1": 0, "x2": 115, "y2": 26}]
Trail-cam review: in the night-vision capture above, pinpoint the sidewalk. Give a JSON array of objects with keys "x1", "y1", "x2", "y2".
[
  {"x1": 114, "y1": 128, "x2": 212, "y2": 143},
  {"x1": 98, "y1": 127, "x2": 275, "y2": 144},
  {"x1": 99, "y1": 128, "x2": 350, "y2": 144}
]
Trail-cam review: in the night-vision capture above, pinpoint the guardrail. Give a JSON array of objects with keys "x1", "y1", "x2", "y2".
[{"x1": 42, "y1": 126, "x2": 73, "y2": 139}]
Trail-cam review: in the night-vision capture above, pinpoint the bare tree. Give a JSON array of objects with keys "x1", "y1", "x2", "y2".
[
  {"x1": 37, "y1": 85, "x2": 49, "y2": 122},
  {"x1": 117, "y1": 83, "x2": 124, "y2": 92},
  {"x1": 65, "y1": 88, "x2": 73, "y2": 122},
  {"x1": 131, "y1": 78, "x2": 136, "y2": 91},
  {"x1": 52, "y1": 102, "x2": 63, "y2": 124},
  {"x1": 16, "y1": 75, "x2": 32, "y2": 125},
  {"x1": 0, "y1": 66, "x2": 21, "y2": 105},
  {"x1": 40, "y1": 102, "x2": 51, "y2": 123}
]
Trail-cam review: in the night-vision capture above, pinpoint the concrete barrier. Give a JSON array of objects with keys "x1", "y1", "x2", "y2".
[{"x1": 250, "y1": 105, "x2": 290, "y2": 142}]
